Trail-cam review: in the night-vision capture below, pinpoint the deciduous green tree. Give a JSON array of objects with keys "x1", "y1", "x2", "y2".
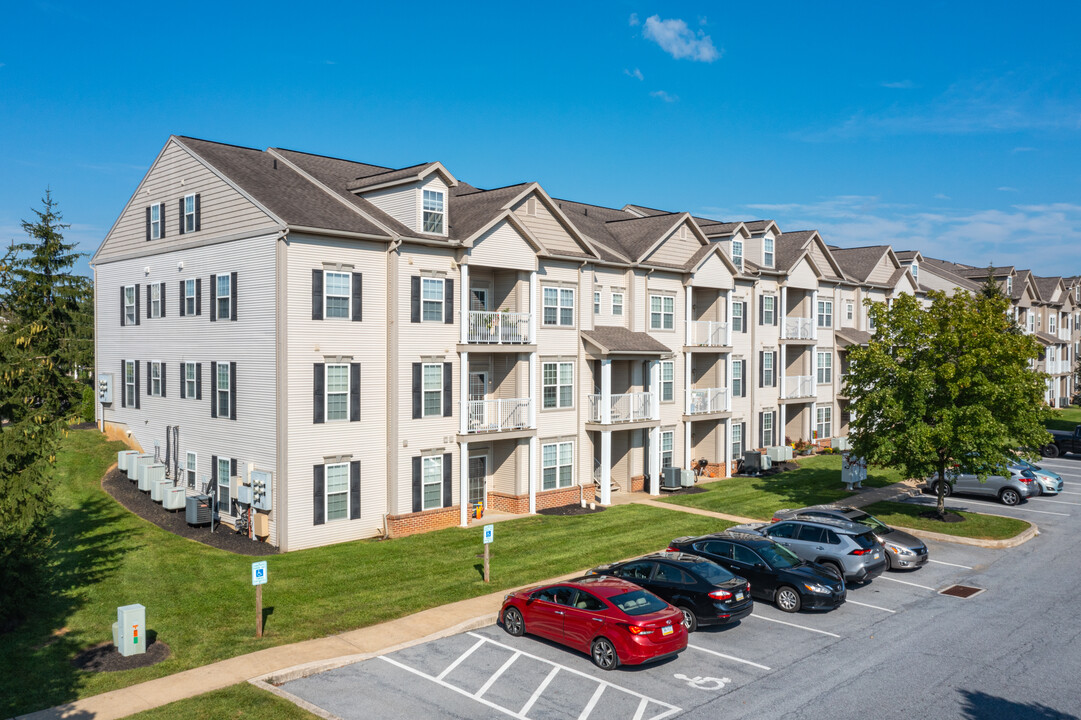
[{"x1": 845, "y1": 290, "x2": 1051, "y2": 516}]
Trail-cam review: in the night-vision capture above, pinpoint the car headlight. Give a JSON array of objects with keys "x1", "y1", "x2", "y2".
[
  {"x1": 889, "y1": 545, "x2": 915, "y2": 556},
  {"x1": 803, "y1": 583, "x2": 831, "y2": 594}
]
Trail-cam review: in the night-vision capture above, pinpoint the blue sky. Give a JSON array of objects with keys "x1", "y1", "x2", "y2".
[{"x1": 2, "y1": 1, "x2": 1079, "y2": 278}]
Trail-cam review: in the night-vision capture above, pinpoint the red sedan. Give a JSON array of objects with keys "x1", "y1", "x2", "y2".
[{"x1": 499, "y1": 576, "x2": 687, "y2": 670}]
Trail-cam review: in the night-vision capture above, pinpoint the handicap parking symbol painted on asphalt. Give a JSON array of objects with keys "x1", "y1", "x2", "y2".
[{"x1": 673, "y1": 673, "x2": 731, "y2": 691}]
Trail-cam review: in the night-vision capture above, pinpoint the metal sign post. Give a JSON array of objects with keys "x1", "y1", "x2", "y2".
[
  {"x1": 252, "y1": 561, "x2": 268, "y2": 637},
  {"x1": 482, "y1": 524, "x2": 493, "y2": 583}
]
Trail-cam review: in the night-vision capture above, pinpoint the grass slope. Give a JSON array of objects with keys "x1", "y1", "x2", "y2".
[
  {"x1": 1046, "y1": 407, "x2": 1081, "y2": 432},
  {"x1": 862, "y1": 501, "x2": 1029, "y2": 540},
  {"x1": 125, "y1": 683, "x2": 317, "y2": 720}
]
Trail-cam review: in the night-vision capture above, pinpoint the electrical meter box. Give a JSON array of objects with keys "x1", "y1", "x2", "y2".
[
  {"x1": 250, "y1": 469, "x2": 272, "y2": 511},
  {"x1": 114, "y1": 604, "x2": 146, "y2": 657},
  {"x1": 97, "y1": 373, "x2": 113, "y2": 404}
]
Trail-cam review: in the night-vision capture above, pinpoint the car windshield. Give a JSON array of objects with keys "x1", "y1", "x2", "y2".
[
  {"x1": 757, "y1": 543, "x2": 802, "y2": 569},
  {"x1": 610, "y1": 590, "x2": 669, "y2": 616},
  {"x1": 691, "y1": 561, "x2": 737, "y2": 585},
  {"x1": 851, "y1": 532, "x2": 878, "y2": 549},
  {"x1": 847, "y1": 511, "x2": 890, "y2": 533}
]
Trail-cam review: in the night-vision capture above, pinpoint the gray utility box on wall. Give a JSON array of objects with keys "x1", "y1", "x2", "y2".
[
  {"x1": 118, "y1": 450, "x2": 140, "y2": 473},
  {"x1": 111, "y1": 604, "x2": 146, "y2": 657}
]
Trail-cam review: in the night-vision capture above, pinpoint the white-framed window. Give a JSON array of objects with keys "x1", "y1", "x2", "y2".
[
  {"x1": 325, "y1": 462, "x2": 350, "y2": 521},
  {"x1": 184, "y1": 194, "x2": 197, "y2": 233},
  {"x1": 762, "y1": 296, "x2": 775, "y2": 325},
  {"x1": 732, "y1": 359, "x2": 743, "y2": 397},
  {"x1": 216, "y1": 362, "x2": 230, "y2": 417},
  {"x1": 612, "y1": 292, "x2": 624, "y2": 316},
  {"x1": 216, "y1": 273, "x2": 231, "y2": 320},
  {"x1": 660, "y1": 360, "x2": 674, "y2": 402},
  {"x1": 421, "y1": 277, "x2": 444, "y2": 322},
  {"x1": 911, "y1": 263, "x2": 919, "y2": 281},
  {"x1": 817, "y1": 300, "x2": 833, "y2": 328},
  {"x1": 1050, "y1": 314, "x2": 1057, "y2": 334},
  {"x1": 217, "y1": 456, "x2": 231, "y2": 510},
  {"x1": 184, "y1": 362, "x2": 197, "y2": 399},
  {"x1": 731, "y1": 239, "x2": 743, "y2": 269},
  {"x1": 150, "y1": 204, "x2": 161, "y2": 240},
  {"x1": 422, "y1": 189, "x2": 445, "y2": 234},
  {"x1": 124, "y1": 360, "x2": 135, "y2": 406},
  {"x1": 542, "y1": 361, "x2": 573, "y2": 409},
  {"x1": 763, "y1": 351, "x2": 774, "y2": 386},
  {"x1": 869, "y1": 311, "x2": 876, "y2": 330},
  {"x1": 1028, "y1": 313, "x2": 1035, "y2": 333},
  {"x1": 762, "y1": 411, "x2": 775, "y2": 446},
  {"x1": 816, "y1": 406, "x2": 832, "y2": 439},
  {"x1": 124, "y1": 285, "x2": 136, "y2": 326},
  {"x1": 422, "y1": 363, "x2": 444, "y2": 416},
  {"x1": 731, "y1": 301, "x2": 744, "y2": 332},
  {"x1": 1007, "y1": 276, "x2": 1013, "y2": 295},
  {"x1": 326, "y1": 363, "x2": 349, "y2": 421},
  {"x1": 422, "y1": 455, "x2": 443, "y2": 510},
  {"x1": 763, "y1": 236, "x2": 774, "y2": 267},
  {"x1": 543, "y1": 287, "x2": 575, "y2": 326},
  {"x1": 731, "y1": 423, "x2": 743, "y2": 458},
  {"x1": 325, "y1": 271, "x2": 351, "y2": 319},
  {"x1": 650, "y1": 295, "x2": 675, "y2": 330},
  {"x1": 661, "y1": 431, "x2": 674, "y2": 468},
  {"x1": 817, "y1": 352, "x2": 832, "y2": 384},
  {"x1": 542, "y1": 441, "x2": 573, "y2": 490},
  {"x1": 149, "y1": 283, "x2": 161, "y2": 319},
  {"x1": 594, "y1": 291, "x2": 601, "y2": 315},
  {"x1": 185, "y1": 451, "x2": 197, "y2": 487},
  {"x1": 846, "y1": 300, "x2": 854, "y2": 322},
  {"x1": 150, "y1": 361, "x2": 162, "y2": 396},
  {"x1": 184, "y1": 279, "x2": 196, "y2": 316}
]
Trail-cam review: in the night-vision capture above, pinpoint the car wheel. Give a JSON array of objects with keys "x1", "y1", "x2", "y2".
[
  {"x1": 822, "y1": 561, "x2": 844, "y2": 580},
  {"x1": 775, "y1": 586, "x2": 802, "y2": 613},
  {"x1": 1000, "y1": 488, "x2": 1022, "y2": 506},
  {"x1": 935, "y1": 481, "x2": 952, "y2": 498},
  {"x1": 678, "y1": 606, "x2": 698, "y2": 633},
  {"x1": 502, "y1": 607, "x2": 524, "y2": 637},
  {"x1": 1042, "y1": 444, "x2": 1060, "y2": 459},
  {"x1": 591, "y1": 637, "x2": 619, "y2": 670}
]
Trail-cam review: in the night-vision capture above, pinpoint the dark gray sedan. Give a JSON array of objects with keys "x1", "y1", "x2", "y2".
[{"x1": 772, "y1": 506, "x2": 929, "y2": 571}]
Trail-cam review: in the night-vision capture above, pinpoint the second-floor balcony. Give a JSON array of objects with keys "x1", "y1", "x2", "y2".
[
  {"x1": 588, "y1": 391, "x2": 654, "y2": 424},
  {"x1": 686, "y1": 387, "x2": 730, "y2": 415},
  {"x1": 466, "y1": 311, "x2": 531, "y2": 344},
  {"x1": 783, "y1": 317, "x2": 814, "y2": 340},
  {"x1": 464, "y1": 397, "x2": 533, "y2": 433},
  {"x1": 782, "y1": 374, "x2": 815, "y2": 399},
  {"x1": 689, "y1": 320, "x2": 730, "y2": 347}
]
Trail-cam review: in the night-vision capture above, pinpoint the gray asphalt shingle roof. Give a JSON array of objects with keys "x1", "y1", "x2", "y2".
[
  {"x1": 581, "y1": 326, "x2": 671, "y2": 354},
  {"x1": 830, "y1": 246, "x2": 891, "y2": 284}
]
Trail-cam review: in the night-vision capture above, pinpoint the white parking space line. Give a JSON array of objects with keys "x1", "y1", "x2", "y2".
[
  {"x1": 519, "y1": 666, "x2": 559, "y2": 717},
  {"x1": 878, "y1": 576, "x2": 937, "y2": 591},
  {"x1": 929, "y1": 559, "x2": 974, "y2": 569},
  {"x1": 1056, "y1": 490, "x2": 1081, "y2": 495},
  {"x1": 476, "y1": 651, "x2": 521, "y2": 699},
  {"x1": 379, "y1": 655, "x2": 530, "y2": 720},
  {"x1": 1031, "y1": 497, "x2": 1081, "y2": 506},
  {"x1": 437, "y1": 637, "x2": 486, "y2": 680},
  {"x1": 689, "y1": 643, "x2": 772, "y2": 671},
  {"x1": 747, "y1": 613, "x2": 841, "y2": 638},
  {"x1": 846, "y1": 599, "x2": 896, "y2": 613},
  {"x1": 1006, "y1": 507, "x2": 1070, "y2": 516},
  {"x1": 578, "y1": 684, "x2": 606, "y2": 720}
]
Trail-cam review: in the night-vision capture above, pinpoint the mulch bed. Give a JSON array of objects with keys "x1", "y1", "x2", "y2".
[
  {"x1": 538, "y1": 504, "x2": 607, "y2": 517},
  {"x1": 72, "y1": 639, "x2": 171, "y2": 672},
  {"x1": 103, "y1": 466, "x2": 278, "y2": 556},
  {"x1": 919, "y1": 510, "x2": 965, "y2": 523}
]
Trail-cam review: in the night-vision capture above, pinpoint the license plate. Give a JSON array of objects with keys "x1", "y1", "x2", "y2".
[
  {"x1": 874, "y1": 553, "x2": 880, "y2": 559},
  {"x1": 736, "y1": 593, "x2": 744, "y2": 601},
  {"x1": 661, "y1": 625, "x2": 674, "y2": 636}
]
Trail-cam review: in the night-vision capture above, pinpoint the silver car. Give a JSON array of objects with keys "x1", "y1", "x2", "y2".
[
  {"x1": 730, "y1": 518, "x2": 887, "y2": 584},
  {"x1": 772, "y1": 506, "x2": 928, "y2": 571},
  {"x1": 924, "y1": 465, "x2": 1038, "y2": 506}
]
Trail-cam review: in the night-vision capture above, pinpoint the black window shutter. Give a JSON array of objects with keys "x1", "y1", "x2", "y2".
[
  {"x1": 442, "y1": 453, "x2": 452, "y2": 508},
  {"x1": 195, "y1": 278, "x2": 202, "y2": 316},
  {"x1": 194, "y1": 193, "x2": 201, "y2": 231},
  {"x1": 210, "y1": 274, "x2": 217, "y2": 322},
  {"x1": 352, "y1": 272, "x2": 363, "y2": 322},
  {"x1": 410, "y1": 276, "x2": 421, "y2": 323},
  {"x1": 212, "y1": 455, "x2": 218, "y2": 490},
  {"x1": 159, "y1": 203, "x2": 166, "y2": 239},
  {"x1": 759, "y1": 296, "x2": 764, "y2": 326},
  {"x1": 146, "y1": 285, "x2": 152, "y2": 319},
  {"x1": 773, "y1": 300, "x2": 778, "y2": 326},
  {"x1": 161, "y1": 362, "x2": 167, "y2": 398},
  {"x1": 135, "y1": 283, "x2": 141, "y2": 325},
  {"x1": 349, "y1": 363, "x2": 361, "y2": 421},
  {"x1": 180, "y1": 364, "x2": 186, "y2": 399},
  {"x1": 120, "y1": 360, "x2": 126, "y2": 407},
  {"x1": 229, "y1": 362, "x2": 237, "y2": 420},
  {"x1": 313, "y1": 465, "x2": 325, "y2": 525},
  {"x1": 411, "y1": 456, "x2": 422, "y2": 512},
  {"x1": 742, "y1": 303, "x2": 748, "y2": 333},
  {"x1": 444, "y1": 278, "x2": 454, "y2": 324},
  {"x1": 759, "y1": 413, "x2": 764, "y2": 448},
  {"x1": 741, "y1": 360, "x2": 747, "y2": 397},
  {"x1": 165, "y1": 428, "x2": 170, "y2": 469},
  {"x1": 179, "y1": 281, "x2": 185, "y2": 317},
  {"x1": 210, "y1": 361, "x2": 217, "y2": 418},
  {"x1": 230, "y1": 272, "x2": 237, "y2": 321},
  {"x1": 196, "y1": 362, "x2": 202, "y2": 400},
  {"x1": 147, "y1": 361, "x2": 152, "y2": 394},
  {"x1": 412, "y1": 363, "x2": 422, "y2": 419},
  {"x1": 349, "y1": 461, "x2": 361, "y2": 520},
  {"x1": 759, "y1": 351, "x2": 764, "y2": 388},
  {"x1": 230, "y1": 458, "x2": 237, "y2": 479},
  {"x1": 120, "y1": 286, "x2": 125, "y2": 326},
  {"x1": 145, "y1": 206, "x2": 151, "y2": 241},
  {"x1": 134, "y1": 361, "x2": 141, "y2": 409},
  {"x1": 443, "y1": 362, "x2": 453, "y2": 417},
  {"x1": 313, "y1": 363, "x2": 325, "y2": 423},
  {"x1": 311, "y1": 270, "x2": 323, "y2": 320},
  {"x1": 179, "y1": 198, "x2": 186, "y2": 235},
  {"x1": 160, "y1": 282, "x2": 167, "y2": 317}
]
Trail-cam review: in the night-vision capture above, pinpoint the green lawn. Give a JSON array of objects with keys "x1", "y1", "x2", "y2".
[
  {"x1": 126, "y1": 682, "x2": 317, "y2": 720},
  {"x1": 0, "y1": 429, "x2": 731, "y2": 718},
  {"x1": 660, "y1": 454, "x2": 901, "y2": 520},
  {"x1": 862, "y1": 501, "x2": 1030, "y2": 540},
  {"x1": 1046, "y1": 406, "x2": 1081, "y2": 432}
]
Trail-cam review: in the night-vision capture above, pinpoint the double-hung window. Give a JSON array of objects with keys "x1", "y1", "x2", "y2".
[
  {"x1": 124, "y1": 360, "x2": 136, "y2": 406},
  {"x1": 325, "y1": 462, "x2": 349, "y2": 521},
  {"x1": 846, "y1": 300, "x2": 854, "y2": 322},
  {"x1": 650, "y1": 295, "x2": 674, "y2": 330},
  {"x1": 422, "y1": 455, "x2": 443, "y2": 510},
  {"x1": 816, "y1": 406, "x2": 832, "y2": 439},
  {"x1": 421, "y1": 277, "x2": 444, "y2": 322},
  {"x1": 817, "y1": 352, "x2": 832, "y2": 384},
  {"x1": 594, "y1": 291, "x2": 601, "y2": 315},
  {"x1": 731, "y1": 239, "x2": 743, "y2": 269},
  {"x1": 543, "y1": 287, "x2": 574, "y2": 326},
  {"x1": 762, "y1": 411, "x2": 775, "y2": 447},
  {"x1": 217, "y1": 457, "x2": 231, "y2": 510},
  {"x1": 660, "y1": 360, "x2": 674, "y2": 402},
  {"x1": 1050, "y1": 314, "x2": 1057, "y2": 334},
  {"x1": 763, "y1": 237, "x2": 774, "y2": 267},
  {"x1": 150, "y1": 361, "x2": 162, "y2": 396},
  {"x1": 184, "y1": 279, "x2": 197, "y2": 316},
  {"x1": 422, "y1": 189, "x2": 445, "y2": 234},
  {"x1": 731, "y1": 423, "x2": 744, "y2": 459},
  {"x1": 325, "y1": 271, "x2": 351, "y2": 318},
  {"x1": 731, "y1": 301, "x2": 744, "y2": 332},
  {"x1": 817, "y1": 300, "x2": 833, "y2": 328},
  {"x1": 911, "y1": 263, "x2": 919, "y2": 282},
  {"x1": 422, "y1": 363, "x2": 444, "y2": 416},
  {"x1": 150, "y1": 204, "x2": 161, "y2": 240},
  {"x1": 762, "y1": 296, "x2": 775, "y2": 325},
  {"x1": 660, "y1": 431, "x2": 674, "y2": 469},
  {"x1": 124, "y1": 285, "x2": 136, "y2": 326},
  {"x1": 612, "y1": 292, "x2": 624, "y2": 316},
  {"x1": 216, "y1": 362, "x2": 230, "y2": 417},
  {"x1": 216, "y1": 274, "x2": 231, "y2": 320},
  {"x1": 184, "y1": 362, "x2": 197, "y2": 398},
  {"x1": 732, "y1": 359, "x2": 743, "y2": 397},
  {"x1": 542, "y1": 361, "x2": 573, "y2": 409},
  {"x1": 326, "y1": 364, "x2": 349, "y2": 421},
  {"x1": 185, "y1": 451, "x2": 197, "y2": 488},
  {"x1": 184, "y1": 194, "x2": 197, "y2": 233},
  {"x1": 149, "y1": 283, "x2": 161, "y2": 319},
  {"x1": 542, "y1": 441, "x2": 573, "y2": 490},
  {"x1": 763, "y1": 351, "x2": 775, "y2": 387}
]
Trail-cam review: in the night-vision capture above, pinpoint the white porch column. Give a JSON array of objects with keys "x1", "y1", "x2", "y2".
[
  {"x1": 600, "y1": 430, "x2": 612, "y2": 505},
  {"x1": 685, "y1": 285, "x2": 693, "y2": 346},
  {"x1": 528, "y1": 351, "x2": 537, "y2": 428},
  {"x1": 725, "y1": 289, "x2": 732, "y2": 345},
  {"x1": 811, "y1": 289, "x2": 819, "y2": 341},
  {"x1": 601, "y1": 359, "x2": 612, "y2": 424},
  {"x1": 726, "y1": 354, "x2": 734, "y2": 407},
  {"x1": 684, "y1": 421, "x2": 692, "y2": 472},
  {"x1": 459, "y1": 263, "x2": 470, "y2": 344},
  {"x1": 684, "y1": 351, "x2": 692, "y2": 414},
  {"x1": 528, "y1": 435, "x2": 537, "y2": 514},
  {"x1": 528, "y1": 270, "x2": 538, "y2": 343},
  {"x1": 459, "y1": 442, "x2": 470, "y2": 527},
  {"x1": 780, "y1": 286, "x2": 788, "y2": 339},
  {"x1": 459, "y1": 350, "x2": 469, "y2": 435},
  {"x1": 649, "y1": 359, "x2": 661, "y2": 420},
  {"x1": 648, "y1": 425, "x2": 661, "y2": 495},
  {"x1": 779, "y1": 345, "x2": 787, "y2": 400},
  {"x1": 779, "y1": 405, "x2": 787, "y2": 447},
  {"x1": 810, "y1": 401, "x2": 817, "y2": 442},
  {"x1": 724, "y1": 417, "x2": 733, "y2": 476}
]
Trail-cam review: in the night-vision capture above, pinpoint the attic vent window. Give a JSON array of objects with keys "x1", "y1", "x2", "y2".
[
  {"x1": 423, "y1": 189, "x2": 444, "y2": 234},
  {"x1": 527, "y1": 197, "x2": 537, "y2": 216}
]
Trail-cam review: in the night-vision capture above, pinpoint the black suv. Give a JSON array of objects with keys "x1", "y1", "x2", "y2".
[
  {"x1": 668, "y1": 532, "x2": 846, "y2": 613},
  {"x1": 588, "y1": 552, "x2": 752, "y2": 632}
]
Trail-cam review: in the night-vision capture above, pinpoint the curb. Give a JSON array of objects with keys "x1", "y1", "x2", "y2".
[{"x1": 890, "y1": 519, "x2": 1039, "y2": 549}]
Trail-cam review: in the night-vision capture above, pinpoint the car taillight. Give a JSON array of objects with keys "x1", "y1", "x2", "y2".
[
  {"x1": 626, "y1": 624, "x2": 654, "y2": 635},
  {"x1": 770, "y1": 517, "x2": 782, "y2": 523},
  {"x1": 850, "y1": 548, "x2": 873, "y2": 555},
  {"x1": 1019, "y1": 476, "x2": 1033, "y2": 483},
  {"x1": 665, "y1": 546, "x2": 679, "y2": 552},
  {"x1": 708, "y1": 589, "x2": 733, "y2": 600}
]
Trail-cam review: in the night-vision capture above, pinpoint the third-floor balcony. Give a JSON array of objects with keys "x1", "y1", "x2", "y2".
[
  {"x1": 686, "y1": 387, "x2": 730, "y2": 415},
  {"x1": 466, "y1": 311, "x2": 531, "y2": 344},
  {"x1": 588, "y1": 391, "x2": 654, "y2": 424},
  {"x1": 782, "y1": 374, "x2": 815, "y2": 399},
  {"x1": 783, "y1": 317, "x2": 814, "y2": 340},
  {"x1": 464, "y1": 397, "x2": 533, "y2": 433},
  {"x1": 689, "y1": 320, "x2": 730, "y2": 348}
]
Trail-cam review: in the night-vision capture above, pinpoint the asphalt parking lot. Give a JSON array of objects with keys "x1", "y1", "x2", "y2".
[{"x1": 281, "y1": 456, "x2": 1081, "y2": 720}]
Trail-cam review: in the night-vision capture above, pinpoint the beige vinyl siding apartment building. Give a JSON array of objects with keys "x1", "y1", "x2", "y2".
[{"x1": 93, "y1": 136, "x2": 1079, "y2": 551}]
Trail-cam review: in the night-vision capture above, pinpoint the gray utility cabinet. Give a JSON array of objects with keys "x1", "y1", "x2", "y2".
[{"x1": 186, "y1": 494, "x2": 212, "y2": 525}]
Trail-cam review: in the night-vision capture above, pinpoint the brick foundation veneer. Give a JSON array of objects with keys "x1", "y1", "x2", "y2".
[
  {"x1": 487, "y1": 485, "x2": 584, "y2": 514},
  {"x1": 386, "y1": 505, "x2": 461, "y2": 538}
]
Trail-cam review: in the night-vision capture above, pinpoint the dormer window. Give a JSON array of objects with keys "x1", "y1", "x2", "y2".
[
  {"x1": 422, "y1": 189, "x2": 444, "y2": 234},
  {"x1": 1007, "y1": 276, "x2": 1013, "y2": 295},
  {"x1": 732, "y1": 239, "x2": 743, "y2": 270},
  {"x1": 763, "y1": 236, "x2": 774, "y2": 268},
  {"x1": 911, "y1": 263, "x2": 919, "y2": 281}
]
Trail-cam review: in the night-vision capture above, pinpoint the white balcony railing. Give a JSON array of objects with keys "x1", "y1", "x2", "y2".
[
  {"x1": 782, "y1": 374, "x2": 815, "y2": 399},
  {"x1": 466, "y1": 311, "x2": 530, "y2": 344},
  {"x1": 783, "y1": 317, "x2": 814, "y2": 340},
  {"x1": 690, "y1": 320, "x2": 730, "y2": 347},
  {"x1": 464, "y1": 398, "x2": 533, "y2": 433},
  {"x1": 588, "y1": 391, "x2": 654, "y2": 424},
  {"x1": 686, "y1": 387, "x2": 730, "y2": 414}
]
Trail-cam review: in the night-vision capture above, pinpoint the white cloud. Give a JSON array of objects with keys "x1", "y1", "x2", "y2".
[
  {"x1": 997, "y1": 186, "x2": 1019, "y2": 192},
  {"x1": 629, "y1": 13, "x2": 639, "y2": 26},
  {"x1": 624, "y1": 68, "x2": 644, "y2": 81},
  {"x1": 650, "y1": 90, "x2": 678, "y2": 103},
  {"x1": 934, "y1": 193, "x2": 950, "y2": 200},
  {"x1": 881, "y1": 80, "x2": 916, "y2": 89},
  {"x1": 642, "y1": 15, "x2": 720, "y2": 62}
]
